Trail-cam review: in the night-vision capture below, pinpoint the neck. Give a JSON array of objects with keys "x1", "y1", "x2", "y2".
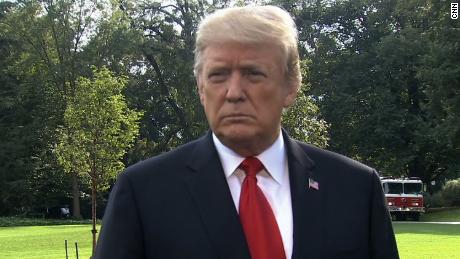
[{"x1": 216, "y1": 130, "x2": 281, "y2": 157}]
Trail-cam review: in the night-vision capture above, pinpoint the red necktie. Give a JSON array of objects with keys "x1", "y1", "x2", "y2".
[{"x1": 239, "y1": 157, "x2": 286, "y2": 259}]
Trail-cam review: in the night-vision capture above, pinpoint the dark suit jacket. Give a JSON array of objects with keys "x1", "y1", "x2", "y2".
[{"x1": 94, "y1": 130, "x2": 399, "y2": 259}]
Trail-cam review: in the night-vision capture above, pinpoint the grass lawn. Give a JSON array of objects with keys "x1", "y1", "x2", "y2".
[
  {"x1": 1, "y1": 223, "x2": 458, "y2": 259},
  {"x1": 421, "y1": 208, "x2": 460, "y2": 222},
  {"x1": 0, "y1": 208, "x2": 458, "y2": 258},
  {"x1": 0, "y1": 224, "x2": 95, "y2": 259},
  {"x1": 393, "y1": 223, "x2": 460, "y2": 259}
]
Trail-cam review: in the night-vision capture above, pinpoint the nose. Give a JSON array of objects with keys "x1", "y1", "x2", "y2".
[{"x1": 225, "y1": 72, "x2": 245, "y2": 102}]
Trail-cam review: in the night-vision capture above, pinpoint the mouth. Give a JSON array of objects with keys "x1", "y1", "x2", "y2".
[{"x1": 221, "y1": 114, "x2": 254, "y2": 121}]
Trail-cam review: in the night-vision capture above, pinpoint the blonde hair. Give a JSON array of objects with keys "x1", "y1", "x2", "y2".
[{"x1": 194, "y1": 5, "x2": 301, "y2": 90}]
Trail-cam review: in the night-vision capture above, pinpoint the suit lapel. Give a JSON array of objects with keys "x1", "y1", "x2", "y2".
[
  {"x1": 184, "y1": 132, "x2": 251, "y2": 259},
  {"x1": 283, "y1": 131, "x2": 322, "y2": 259},
  {"x1": 183, "y1": 130, "x2": 322, "y2": 259}
]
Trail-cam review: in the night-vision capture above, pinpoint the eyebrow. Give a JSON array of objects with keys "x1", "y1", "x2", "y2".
[
  {"x1": 240, "y1": 64, "x2": 264, "y2": 71},
  {"x1": 205, "y1": 62, "x2": 267, "y2": 71}
]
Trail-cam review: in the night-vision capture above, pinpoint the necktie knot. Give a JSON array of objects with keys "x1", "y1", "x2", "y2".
[{"x1": 240, "y1": 157, "x2": 264, "y2": 177}]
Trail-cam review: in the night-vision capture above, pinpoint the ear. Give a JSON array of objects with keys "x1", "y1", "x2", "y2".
[
  {"x1": 196, "y1": 76, "x2": 205, "y2": 106},
  {"x1": 283, "y1": 84, "x2": 299, "y2": 107}
]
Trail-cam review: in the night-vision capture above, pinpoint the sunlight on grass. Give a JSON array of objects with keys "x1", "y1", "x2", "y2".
[
  {"x1": 394, "y1": 223, "x2": 460, "y2": 259},
  {"x1": 1, "y1": 211, "x2": 459, "y2": 259},
  {"x1": 0, "y1": 225, "x2": 94, "y2": 259}
]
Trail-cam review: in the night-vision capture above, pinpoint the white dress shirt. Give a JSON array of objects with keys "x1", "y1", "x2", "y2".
[{"x1": 212, "y1": 132, "x2": 293, "y2": 259}]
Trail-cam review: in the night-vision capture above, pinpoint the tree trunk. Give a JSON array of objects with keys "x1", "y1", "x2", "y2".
[
  {"x1": 408, "y1": 156, "x2": 423, "y2": 178},
  {"x1": 91, "y1": 176, "x2": 98, "y2": 257},
  {"x1": 72, "y1": 172, "x2": 82, "y2": 219}
]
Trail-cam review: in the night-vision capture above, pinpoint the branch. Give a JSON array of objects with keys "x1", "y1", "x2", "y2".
[
  {"x1": 142, "y1": 25, "x2": 172, "y2": 43},
  {"x1": 154, "y1": 4, "x2": 185, "y2": 29},
  {"x1": 143, "y1": 51, "x2": 193, "y2": 140},
  {"x1": 153, "y1": 126, "x2": 181, "y2": 153}
]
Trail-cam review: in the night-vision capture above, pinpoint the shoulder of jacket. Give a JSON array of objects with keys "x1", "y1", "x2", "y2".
[{"x1": 293, "y1": 139, "x2": 375, "y2": 174}]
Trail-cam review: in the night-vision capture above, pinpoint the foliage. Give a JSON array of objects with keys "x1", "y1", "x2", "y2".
[
  {"x1": 424, "y1": 191, "x2": 445, "y2": 208},
  {"x1": 121, "y1": 0, "x2": 330, "y2": 157},
  {"x1": 425, "y1": 179, "x2": 460, "y2": 208},
  {"x1": 282, "y1": 61, "x2": 329, "y2": 148},
  {"x1": 282, "y1": 91, "x2": 329, "y2": 148},
  {"x1": 55, "y1": 66, "x2": 141, "y2": 253},
  {"x1": 416, "y1": 0, "x2": 460, "y2": 182},
  {"x1": 291, "y1": 0, "x2": 459, "y2": 183},
  {"x1": 441, "y1": 179, "x2": 460, "y2": 206},
  {"x1": 0, "y1": 0, "x2": 458, "y2": 217},
  {"x1": 118, "y1": 0, "x2": 211, "y2": 160},
  {"x1": 0, "y1": 217, "x2": 94, "y2": 227},
  {"x1": 0, "y1": 0, "x2": 75, "y2": 215},
  {"x1": 0, "y1": 0, "x2": 31, "y2": 215},
  {"x1": 56, "y1": 66, "x2": 142, "y2": 190},
  {"x1": 0, "y1": 0, "x2": 104, "y2": 217}
]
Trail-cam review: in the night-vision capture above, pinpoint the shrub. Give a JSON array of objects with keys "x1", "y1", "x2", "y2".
[
  {"x1": 425, "y1": 192, "x2": 445, "y2": 208},
  {"x1": 442, "y1": 179, "x2": 460, "y2": 206}
]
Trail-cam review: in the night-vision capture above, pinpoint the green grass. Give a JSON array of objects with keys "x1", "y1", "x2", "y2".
[
  {"x1": 1, "y1": 223, "x2": 458, "y2": 259},
  {"x1": 392, "y1": 208, "x2": 460, "y2": 259},
  {"x1": 394, "y1": 223, "x2": 460, "y2": 259},
  {"x1": 0, "y1": 208, "x2": 458, "y2": 259},
  {"x1": 421, "y1": 208, "x2": 460, "y2": 222},
  {"x1": 0, "y1": 224, "x2": 95, "y2": 259}
]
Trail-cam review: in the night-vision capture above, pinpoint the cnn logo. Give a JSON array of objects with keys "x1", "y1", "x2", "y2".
[{"x1": 453, "y1": 3, "x2": 459, "y2": 19}]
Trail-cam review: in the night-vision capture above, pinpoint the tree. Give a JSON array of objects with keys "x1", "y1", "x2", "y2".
[
  {"x1": 415, "y1": 0, "x2": 460, "y2": 181},
  {"x1": 291, "y1": 0, "x2": 458, "y2": 183},
  {"x1": 0, "y1": 0, "x2": 333, "y2": 216},
  {"x1": 282, "y1": 60, "x2": 329, "y2": 148},
  {"x1": 121, "y1": 0, "x2": 210, "y2": 158},
  {"x1": 120, "y1": 0, "x2": 330, "y2": 160},
  {"x1": 0, "y1": 0, "x2": 104, "y2": 217},
  {"x1": 0, "y1": 0, "x2": 35, "y2": 215},
  {"x1": 55, "y1": 66, "x2": 142, "y2": 255}
]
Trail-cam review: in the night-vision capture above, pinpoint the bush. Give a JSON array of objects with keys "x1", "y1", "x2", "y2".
[
  {"x1": 425, "y1": 192, "x2": 445, "y2": 208},
  {"x1": 442, "y1": 179, "x2": 460, "y2": 206},
  {"x1": 0, "y1": 217, "x2": 94, "y2": 227}
]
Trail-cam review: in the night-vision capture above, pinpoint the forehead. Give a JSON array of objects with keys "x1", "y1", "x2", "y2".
[{"x1": 201, "y1": 42, "x2": 283, "y2": 69}]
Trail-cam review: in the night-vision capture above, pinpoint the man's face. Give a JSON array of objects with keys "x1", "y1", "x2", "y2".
[{"x1": 197, "y1": 42, "x2": 297, "y2": 156}]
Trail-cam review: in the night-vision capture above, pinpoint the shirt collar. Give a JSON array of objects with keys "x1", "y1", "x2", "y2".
[{"x1": 212, "y1": 131, "x2": 286, "y2": 184}]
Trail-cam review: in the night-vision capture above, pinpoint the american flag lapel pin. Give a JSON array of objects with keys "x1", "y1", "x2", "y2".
[{"x1": 308, "y1": 178, "x2": 319, "y2": 190}]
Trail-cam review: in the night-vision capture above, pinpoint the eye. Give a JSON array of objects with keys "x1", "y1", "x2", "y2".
[
  {"x1": 207, "y1": 69, "x2": 229, "y2": 83},
  {"x1": 250, "y1": 70, "x2": 265, "y2": 76},
  {"x1": 244, "y1": 68, "x2": 266, "y2": 81}
]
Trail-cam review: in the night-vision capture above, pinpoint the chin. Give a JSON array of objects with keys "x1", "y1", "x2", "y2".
[{"x1": 216, "y1": 125, "x2": 257, "y2": 144}]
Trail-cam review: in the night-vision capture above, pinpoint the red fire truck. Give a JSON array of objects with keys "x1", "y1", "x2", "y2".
[{"x1": 380, "y1": 177, "x2": 425, "y2": 221}]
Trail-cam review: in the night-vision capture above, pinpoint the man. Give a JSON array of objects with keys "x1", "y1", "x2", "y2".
[{"x1": 95, "y1": 5, "x2": 399, "y2": 259}]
